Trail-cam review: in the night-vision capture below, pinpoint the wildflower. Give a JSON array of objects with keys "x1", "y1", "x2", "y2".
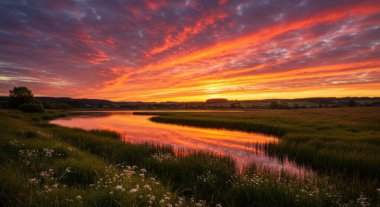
[
  {"x1": 167, "y1": 204, "x2": 173, "y2": 207},
  {"x1": 129, "y1": 188, "x2": 138, "y2": 193},
  {"x1": 195, "y1": 203, "x2": 203, "y2": 207},
  {"x1": 23, "y1": 159, "x2": 30, "y2": 165},
  {"x1": 53, "y1": 183, "x2": 59, "y2": 188},
  {"x1": 40, "y1": 171, "x2": 48, "y2": 177},
  {"x1": 65, "y1": 167, "x2": 71, "y2": 173},
  {"x1": 9, "y1": 139, "x2": 19, "y2": 146},
  {"x1": 216, "y1": 204, "x2": 222, "y2": 207},
  {"x1": 143, "y1": 184, "x2": 152, "y2": 190},
  {"x1": 115, "y1": 185, "x2": 125, "y2": 191},
  {"x1": 357, "y1": 193, "x2": 370, "y2": 207},
  {"x1": 29, "y1": 178, "x2": 38, "y2": 184},
  {"x1": 140, "y1": 168, "x2": 147, "y2": 173},
  {"x1": 159, "y1": 199, "x2": 165, "y2": 204},
  {"x1": 139, "y1": 173, "x2": 145, "y2": 178},
  {"x1": 76, "y1": 195, "x2": 82, "y2": 200}
]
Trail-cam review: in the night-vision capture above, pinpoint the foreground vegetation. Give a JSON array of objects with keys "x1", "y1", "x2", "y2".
[
  {"x1": 139, "y1": 108, "x2": 380, "y2": 179},
  {"x1": 1, "y1": 109, "x2": 379, "y2": 206}
]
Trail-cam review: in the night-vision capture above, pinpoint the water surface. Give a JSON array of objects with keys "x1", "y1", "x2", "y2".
[{"x1": 51, "y1": 112, "x2": 311, "y2": 176}]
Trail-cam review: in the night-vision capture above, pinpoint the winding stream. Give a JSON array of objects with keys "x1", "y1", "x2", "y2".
[{"x1": 51, "y1": 112, "x2": 312, "y2": 176}]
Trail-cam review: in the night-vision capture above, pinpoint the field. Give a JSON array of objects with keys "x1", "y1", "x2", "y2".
[
  {"x1": 141, "y1": 107, "x2": 380, "y2": 178},
  {"x1": 1, "y1": 108, "x2": 379, "y2": 206}
]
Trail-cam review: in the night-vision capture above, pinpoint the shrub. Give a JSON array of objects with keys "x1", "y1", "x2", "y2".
[{"x1": 18, "y1": 102, "x2": 45, "y2": 113}]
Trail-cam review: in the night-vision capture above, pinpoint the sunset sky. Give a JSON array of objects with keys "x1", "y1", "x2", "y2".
[{"x1": 0, "y1": 0, "x2": 379, "y2": 101}]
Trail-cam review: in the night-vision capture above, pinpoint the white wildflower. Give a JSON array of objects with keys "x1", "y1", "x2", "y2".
[
  {"x1": 115, "y1": 185, "x2": 125, "y2": 192},
  {"x1": 29, "y1": 178, "x2": 38, "y2": 184},
  {"x1": 129, "y1": 188, "x2": 138, "y2": 193}
]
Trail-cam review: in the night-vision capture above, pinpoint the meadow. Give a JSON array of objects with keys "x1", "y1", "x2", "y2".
[
  {"x1": 0, "y1": 108, "x2": 379, "y2": 206},
  {"x1": 139, "y1": 107, "x2": 380, "y2": 179}
]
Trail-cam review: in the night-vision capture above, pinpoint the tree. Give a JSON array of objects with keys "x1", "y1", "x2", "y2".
[
  {"x1": 270, "y1": 101, "x2": 279, "y2": 109},
  {"x1": 8, "y1": 86, "x2": 44, "y2": 112},
  {"x1": 8, "y1": 86, "x2": 34, "y2": 108},
  {"x1": 348, "y1": 99, "x2": 357, "y2": 107}
]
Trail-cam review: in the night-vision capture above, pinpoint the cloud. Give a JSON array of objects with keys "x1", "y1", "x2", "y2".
[{"x1": 0, "y1": 0, "x2": 379, "y2": 100}]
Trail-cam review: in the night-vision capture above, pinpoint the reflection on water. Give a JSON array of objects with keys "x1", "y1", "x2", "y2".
[{"x1": 51, "y1": 112, "x2": 312, "y2": 176}]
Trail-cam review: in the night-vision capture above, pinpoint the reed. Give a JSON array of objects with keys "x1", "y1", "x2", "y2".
[{"x1": 1, "y1": 109, "x2": 379, "y2": 206}]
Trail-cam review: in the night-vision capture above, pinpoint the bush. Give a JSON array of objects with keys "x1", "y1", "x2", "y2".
[{"x1": 18, "y1": 102, "x2": 44, "y2": 113}]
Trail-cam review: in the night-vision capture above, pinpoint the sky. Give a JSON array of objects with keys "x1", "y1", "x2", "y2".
[{"x1": 0, "y1": 0, "x2": 380, "y2": 102}]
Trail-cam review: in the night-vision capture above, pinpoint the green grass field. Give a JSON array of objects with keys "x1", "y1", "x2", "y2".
[{"x1": 1, "y1": 108, "x2": 379, "y2": 206}]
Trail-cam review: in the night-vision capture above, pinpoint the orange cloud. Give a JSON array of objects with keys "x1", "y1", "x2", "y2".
[
  {"x1": 100, "y1": 4, "x2": 380, "y2": 97},
  {"x1": 149, "y1": 12, "x2": 228, "y2": 55}
]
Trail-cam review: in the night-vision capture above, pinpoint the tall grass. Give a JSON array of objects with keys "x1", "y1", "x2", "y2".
[
  {"x1": 0, "y1": 110, "x2": 198, "y2": 206},
  {"x1": 142, "y1": 108, "x2": 380, "y2": 179},
  {"x1": 1, "y1": 109, "x2": 379, "y2": 206},
  {"x1": 149, "y1": 115, "x2": 286, "y2": 137}
]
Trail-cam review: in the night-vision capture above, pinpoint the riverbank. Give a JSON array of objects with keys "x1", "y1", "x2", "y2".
[
  {"x1": 0, "y1": 109, "x2": 379, "y2": 206},
  {"x1": 136, "y1": 107, "x2": 380, "y2": 179}
]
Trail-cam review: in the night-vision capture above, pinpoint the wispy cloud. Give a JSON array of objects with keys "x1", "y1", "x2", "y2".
[{"x1": 0, "y1": 0, "x2": 379, "y2": 100}]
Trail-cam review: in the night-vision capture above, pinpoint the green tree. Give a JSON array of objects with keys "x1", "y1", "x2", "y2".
[{"x1": 8, "y1": 86, "x2": 34, "y2": 108}]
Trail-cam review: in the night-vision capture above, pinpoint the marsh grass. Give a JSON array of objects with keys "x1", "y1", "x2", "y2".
[
  {"x1": 0, "y1": 110, "x2": 203, "y2": 207},
  {"x1": 1, "y1": 109, "x2": 380, "y2": 206},
  {"x1": 144, "y1": 108, "x2": 380, "y2": 179}
]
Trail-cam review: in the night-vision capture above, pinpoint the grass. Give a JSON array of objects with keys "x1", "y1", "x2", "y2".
[
  {"x1": 1, "y1": 108, "x2": 379, "y2": 206},
  {"x1": 138, "y1": 108, "x2": 380, "y2": 179},
  {"x1": 0, "y1": 110, "x2": 198, "y2": 206}
]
